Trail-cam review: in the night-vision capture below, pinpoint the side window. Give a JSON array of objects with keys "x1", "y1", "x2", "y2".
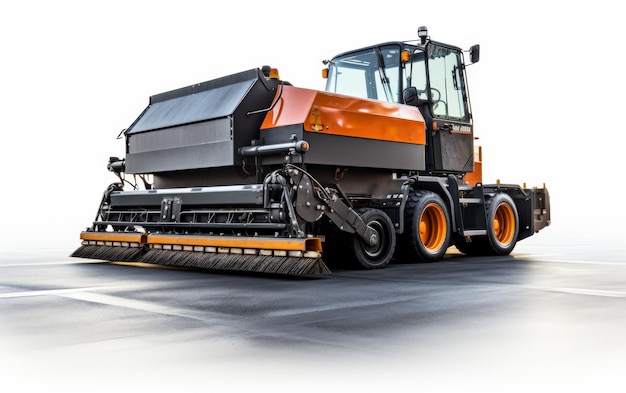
[
  {"x1": 325, "y1": 45, "x2": 402, "y2": 103},
  {"x1": 325, "y1": 50, "x2": 378, "y2": 100},
  {"x1": 329, "y1": 64, "x2": 369, "y2": 98},
  {"x1": 427, "y1": 44, "x2": 468, "y2": 120}
]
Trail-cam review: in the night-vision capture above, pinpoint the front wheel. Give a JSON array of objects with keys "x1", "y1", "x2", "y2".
[
  {"x1": 397, "y1": 191, "x2": 451, "y2": 262},
  {"x1": 350, "y1": 208, "x2": 396, "y2": 269}
]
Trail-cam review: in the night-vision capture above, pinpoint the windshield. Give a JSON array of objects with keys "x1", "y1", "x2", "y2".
[
  {"x1": 325, "y1": 43, "x2": 470, "y2": 121},
  {"x1": 325, "y1": 45, "x2": 402, "y2": 103}
]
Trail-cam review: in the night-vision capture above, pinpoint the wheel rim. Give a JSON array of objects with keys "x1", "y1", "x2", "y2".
[
  {"x1": 493, "y1": 202, "x2": 516, "y2": 246},
  {"x1": 353, "y1": 209, "x2": 396, "y2": 269},
  {"x1": 419, "y1": 203, "x2": 447, "y2": 252},
  {"x1": 362, "y1": 220, "x2": 386, "y2": 259}
]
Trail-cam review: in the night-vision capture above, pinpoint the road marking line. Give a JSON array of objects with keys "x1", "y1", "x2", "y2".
[
  {"x1": 522, "y1": 256, "x2": 626, "y2": 266},
  {"x1": 0, "y1": 287, "x2": 114, "y2": 299},
  {"x1": 0, "y1": 260, "x2": 104, "y2": 267},
  {"x1": 542, "y1": 287, "x2": 626, "y2": 298},
  {"x1": 0, "y1": 286, "x2": 212, "y2": 321},
  {"x1": 60, "y1": 292, "x2": 209, "y2": 321}
]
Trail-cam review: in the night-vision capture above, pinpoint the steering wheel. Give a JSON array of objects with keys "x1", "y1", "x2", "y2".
[{"x1": 429, "y1": 87, "x2": 441, "y2": 103}]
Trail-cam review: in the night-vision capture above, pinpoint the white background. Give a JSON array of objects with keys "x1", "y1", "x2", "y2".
[{"x1": 1, "y1": 0, "x2": 623, "y2": 252}]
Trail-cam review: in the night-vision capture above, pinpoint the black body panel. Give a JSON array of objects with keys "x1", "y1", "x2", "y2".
[
  {"x1": 124, "y1": 69, "x2": 278, "y2": 174},
  {"x1": 110, "y1": 185, "x2": 264, "y2": 207},
  {"x1": 262, "y1": 125, "x2": 426, "y2": 171}
]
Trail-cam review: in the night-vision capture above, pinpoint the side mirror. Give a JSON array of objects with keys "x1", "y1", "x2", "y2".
[
  {"x1": 470, "y1": 44, "x2": 480, "y2": 64},
  {"x1": 403, "y1": 87, "x2": 419, "y2": 106}
]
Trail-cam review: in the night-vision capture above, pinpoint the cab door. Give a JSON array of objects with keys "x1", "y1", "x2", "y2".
[{"x1": 425, "y1": 43, "x2": 474, "y2": 174}]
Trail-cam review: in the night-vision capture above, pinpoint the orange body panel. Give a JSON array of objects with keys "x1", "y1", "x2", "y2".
[
  {"x1": 464, "y1": 145, "x2": 483, "y2": 186},
  {"x1": 80, "y1": 232, "x2": 146, "y2": 243},
  {"x1": 261, "y1": 86, "x2": 425, "y2": 145},
  {"x1": 146, "y1": 234, "x2": 323, "y2": 252},
  {"x1": 79, "y1": 232, "x2": 323, "y2": 252},
  {"x1": 464, "y1": 161, "x2": 482, "y2": 186}
]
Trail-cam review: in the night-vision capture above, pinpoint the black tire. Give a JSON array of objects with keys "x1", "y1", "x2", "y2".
[
  {"x1": 397, "y1": 191, "x2": 451, "y2": 262},
  {"x1": 485, "y1": 193, "x2": 519, "y2": 255},
  {"x1": 349, "y1": 208, "x2": 396, "y2": 269},
  {"x1": 454, "y1": 193, "x2": 519, "y2": 256}
]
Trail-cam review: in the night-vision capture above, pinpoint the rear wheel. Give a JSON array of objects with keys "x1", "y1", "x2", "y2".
[
  {"x1": 397, "y1": 191, "x2": 451, "y2": 262},
  {"x1": 486, "y1": 193, "x2": 519, "y2": 255},
  {"x1": 350, "y1": 208, "x2": 396, "y2": 269},
  {"x1": 454, "y1": 192, "x2": 519, "y2": 256}
]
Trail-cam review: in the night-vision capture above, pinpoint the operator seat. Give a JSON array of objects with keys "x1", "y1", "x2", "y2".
[{"x1": 403, "y1": 87, "x2": 433, "y2": 130}]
